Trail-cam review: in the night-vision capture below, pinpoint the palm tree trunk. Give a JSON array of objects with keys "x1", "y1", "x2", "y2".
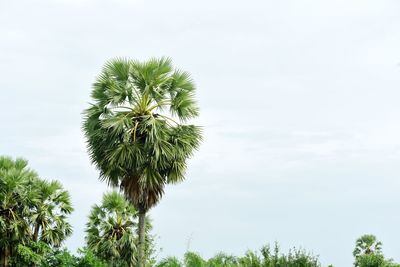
[
  {"x1": 4, "y1": 247, "x2": 9, "y2": 267},
  {"x1": 137, "y1": 211, "x2": 146, "y2": 267},
  {"x1": 33, "y1": 223, "x2": 40, "y2": 242},
  {"x1": 0, "y1": 248, "x2": 4, "y2": 267},
  {"x1": 30, "y1": 223, "x2": 41, "y2": 267},
  {"x1": 0, "y1": 246, "x2": 9, "y2": 267}
]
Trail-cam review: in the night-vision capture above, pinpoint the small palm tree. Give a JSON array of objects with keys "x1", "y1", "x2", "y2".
[
  {"x1": 30, "y1": 179, "x2": 73, "y2": 247},
  {"x1": 86, "y1": 191, "x2": 154, "y2": 267},
  {"x1": 0, "y1": 156, "x2": 37, "y2": 267},
  {"x1": 83, "y1": 57, "x2": 202, "y2": 266},
  {"x1": 353, "y1": 234, "x2": 382, "y2": 257},
  {"x1": 353, "y1": 234, "x2": 383, "y2": 267}
]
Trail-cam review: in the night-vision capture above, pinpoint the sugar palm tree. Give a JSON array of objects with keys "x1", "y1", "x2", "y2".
[
  {"x1": 353, "y1": 234, "x2": 383, "y2": 267},
  {"x1": 86, "y1": 191, "x2": 145, "y2": 267},
  {"x1": 30, "y1": 179, "x2": 73, "y2": 247},
  {"x1": 353, "y1": 234, "x2": 382, "y2": 257},
  {"x1": 83, "y1": 57, "x2": 202, "y2": 266},
  {"x1": 0, "y1": 156, "x2": 37, "y2": 267}
]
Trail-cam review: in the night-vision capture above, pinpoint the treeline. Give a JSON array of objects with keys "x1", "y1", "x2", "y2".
[
  {"x1": 0, "y1": 156, "x2": 155, "y2": 267},
  {"x1": 1, "y1": 155, "x2": 399, "y2": 267},
  {"x1": 157, "y1": 246, "x2": 320, "y2": 267},
  {"x1": 156, "y1": 235, "x2": 400, "y2": 267}
]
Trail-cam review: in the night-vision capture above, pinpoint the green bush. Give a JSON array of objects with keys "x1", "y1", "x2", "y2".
[{"x1": 156, "y1": 243, "x2": 322, "y2": 267}]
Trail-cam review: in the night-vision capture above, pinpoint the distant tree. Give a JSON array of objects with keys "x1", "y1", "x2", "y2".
[
  {"x1": 247, "y1": 243, "x2": 320, "y2": 267},
  {"x1": 85, "y1": 191, "x2": 155, "y2": 267},
  {"x1": 353, "y1": 235, "x2": 400, "y2": 267},
  {"x1": 353, "y1": 235, "x2": 383, "y2": 267},
  {"x1": 354, "y1": 234, "x2": 383, "y2": 257},
  {"x1": 83, "y1": 57, "x2": 202, "y2": 267}
]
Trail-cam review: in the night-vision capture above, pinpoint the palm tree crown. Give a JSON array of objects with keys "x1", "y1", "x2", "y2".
[
  {"x1": 86, "y1": 191, "x2": 150, "y2": 267},
  {"x1": 83, "y1": 57, "x2": 202, "y2": 212},
  {"x1": 353, "y1": 234, "x2": 383, "y2": 257},
  {"x1": 30, "y1": 179, "x2": 73, "y2": 247}
]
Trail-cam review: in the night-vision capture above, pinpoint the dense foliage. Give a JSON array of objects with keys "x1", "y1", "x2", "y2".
[
  {"x1": 353, "y1": 235, "x2": 400, "y2": 267},
  {"x1": 0, "y1": 156, "x2": 73, "y2": 267},
  {"x1": 157, "y1": 244, "x2": 321, "y2": 267},
  {"x1": 154, "y1": 236, "x2": 400, "y2": 267},
  {"x1": 85, "y1": 191, "x2": 156, "y2": 267}
]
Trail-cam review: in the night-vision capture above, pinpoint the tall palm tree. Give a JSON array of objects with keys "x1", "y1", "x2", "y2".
[
  {"x1": 83, "y1": 57, "x2": 202, "y2": 266},
  {"x1": 30, "y1": 179, "x2": 73, "y2": 247},
  {"x1": 86, "y1": 191, "x2": 143, "y2": 267},
  {"x1": 0, "y1": 156, "x2": 37, "y2": 267}
]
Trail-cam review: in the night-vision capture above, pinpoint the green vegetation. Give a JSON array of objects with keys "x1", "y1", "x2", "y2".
[
  {"x1": 157, "y1": 244, "x2": 321, "y2": 267},
  {"x1": 2, "y1": 58, "x2": 399, "y2": 267},
  {"x1": 83, "y1": 57, "x2": 202, "y2": 267},
  {"x1": 85, "y1": 191, "x2": 156, "y2": 267},
  {"x1": 0, "y1": 155, "x2": 399, "y2": 266},
  {"x1": 86, "y1": 191, "x2": 137, "y2": 266},
  {"x1": 0, "y1": 156, "x2": 73, "y2": 267},
  {"x1": 0, "y1": 156, "x2": 155, "y2": 267},
  {"x1": 353, "y1": 235, "x2": 400, "y2": 267}
]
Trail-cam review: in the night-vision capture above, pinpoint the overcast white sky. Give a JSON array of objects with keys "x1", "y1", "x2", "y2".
[{"x1": 1, "y1": 0, "x2": 400, "y2": 265}]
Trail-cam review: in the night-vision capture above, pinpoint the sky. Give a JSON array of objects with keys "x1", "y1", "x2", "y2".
[{"x1": 1, "y1": 0, "x2": 400, "y2": 265}]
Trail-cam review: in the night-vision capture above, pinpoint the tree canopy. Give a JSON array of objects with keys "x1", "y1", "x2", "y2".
[
  {"x1": 85, "y1": 191, "x2": 156, "y2": 267},
  {"x1": 0, "y1": 156, "x2": 73, "y2": 267}
]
